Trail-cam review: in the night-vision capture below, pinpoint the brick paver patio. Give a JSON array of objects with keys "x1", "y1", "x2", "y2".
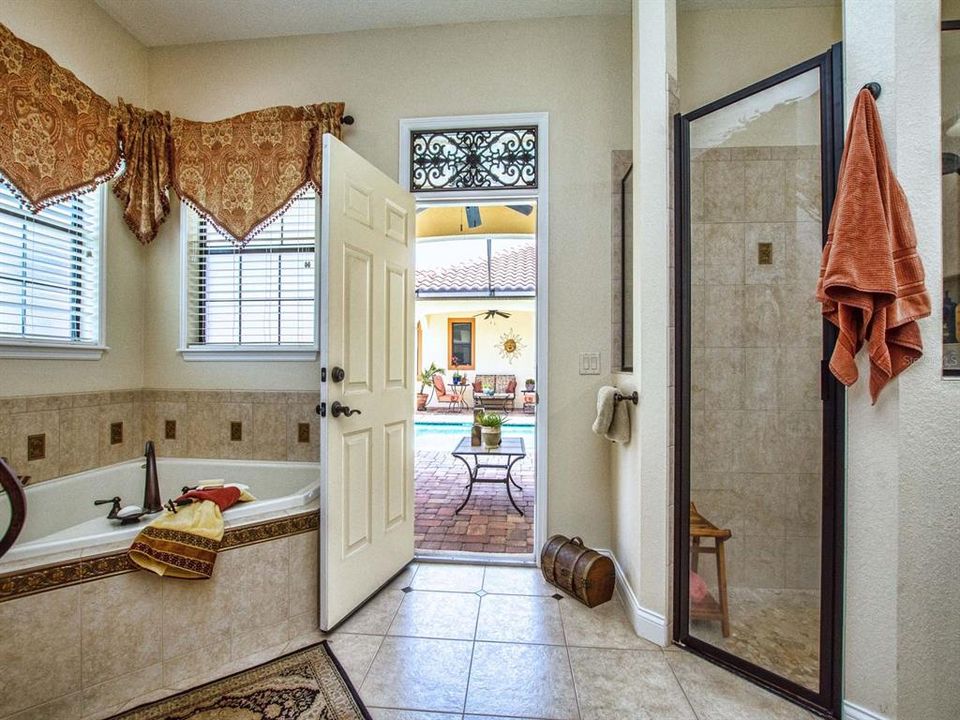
[{"x1": 415, "y1": 445, "x2": 535, "y2": 553}]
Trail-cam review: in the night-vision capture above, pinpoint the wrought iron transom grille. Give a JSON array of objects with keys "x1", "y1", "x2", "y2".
[{"x1": 410, "y1": 126, "x2": 538, "y2": 192}]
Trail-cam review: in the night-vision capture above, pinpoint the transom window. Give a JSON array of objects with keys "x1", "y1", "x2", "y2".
[
  {"x1": 0, "y1": 184, "x2": 103, "y2": 355},
  {"x1": 410, "y1": 126, "x2": 538, "y2": 192},
  {"x1": 182, "y1": 192, "x2": 318, "y2": 359}
]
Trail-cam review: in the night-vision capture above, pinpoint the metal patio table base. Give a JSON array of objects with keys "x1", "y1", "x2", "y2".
[{"x1": 451, "y1": 436, "x2": 526, "y2": 516}]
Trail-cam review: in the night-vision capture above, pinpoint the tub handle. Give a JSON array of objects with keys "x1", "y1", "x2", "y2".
[{"x1": 0, "y1": 457, "x2": 26, "y2": 560}]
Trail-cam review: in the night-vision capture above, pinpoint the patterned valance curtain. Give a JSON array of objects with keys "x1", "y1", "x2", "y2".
[
  {"x1": 0, "y1": 23, "x2": 120, "y2": 212},
  {"x1": 114, "y1": 102, "x2": 172, "y2": 245},
  {"x1": 0, "y1": 22, "x2": 345, "y2": 246},
  {"x1": 171, "y1": 102, "x2": 343, "y2": 244}
]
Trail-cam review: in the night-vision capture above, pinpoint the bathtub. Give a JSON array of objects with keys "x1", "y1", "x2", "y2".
[{"x1": 0, "y1": 457, "x2": 320, "y2": 566}]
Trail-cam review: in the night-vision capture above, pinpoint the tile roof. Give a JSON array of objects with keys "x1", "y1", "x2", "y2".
[{"x1": 416, "y1": 244, "x2": 537, "y2": 295}]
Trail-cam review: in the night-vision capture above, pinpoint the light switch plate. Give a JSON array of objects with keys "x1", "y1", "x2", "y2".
[{"x1": 579, "y1": 352, "x2": 601, "y2": 375}]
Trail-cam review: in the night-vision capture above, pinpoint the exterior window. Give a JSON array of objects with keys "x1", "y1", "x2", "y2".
[
  {"x1": 0, "y1": 184, "x2": 103, "y2": 357},
  {"x1": 182, "y1": 192, "x2": 318, "y2": 359},
  {"x1": 448, "y1": 317, "x2": 475, "y2": 369}
]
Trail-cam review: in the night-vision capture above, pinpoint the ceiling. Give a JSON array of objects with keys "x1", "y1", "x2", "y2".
[{"x1": 94, "y1": 0, "x2": 630, "y2": 48}]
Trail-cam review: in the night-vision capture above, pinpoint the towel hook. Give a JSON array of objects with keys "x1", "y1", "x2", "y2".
[
  {"x1": 862, "y1": 82, "x2": 881, "y2": 99},
  {"x1": 614, "y1": 391, "x2": 639, "y2": 405}
]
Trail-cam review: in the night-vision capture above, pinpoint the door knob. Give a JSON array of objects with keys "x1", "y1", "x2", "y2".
[
  {"x1": 330, "y1": 401, "x2": 361, "y2": 418},
  {"x1": 330, "y1": 366, "x2": 345, "y2": 383}
]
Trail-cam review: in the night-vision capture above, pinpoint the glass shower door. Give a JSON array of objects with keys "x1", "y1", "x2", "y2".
[{"x1": 674, "y1": 46, "x2": 844, "y2": 717}]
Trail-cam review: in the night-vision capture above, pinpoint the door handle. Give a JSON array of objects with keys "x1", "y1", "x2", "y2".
[
  {"x1": 330, "y1": 401, "x2": 361, "y2": 418},
  {"x1": 330, "y1": 366, "x2": 345, "y2": 383}
]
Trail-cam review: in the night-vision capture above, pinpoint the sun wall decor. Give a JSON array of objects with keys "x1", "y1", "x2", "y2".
[{"x1": 497, "y1": 329, "x2": 526, "y2": 363}]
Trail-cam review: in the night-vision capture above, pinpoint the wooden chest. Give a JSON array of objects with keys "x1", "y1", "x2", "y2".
[{"x1": 540, "y1": 534, "x2": 615, "y2": 608}]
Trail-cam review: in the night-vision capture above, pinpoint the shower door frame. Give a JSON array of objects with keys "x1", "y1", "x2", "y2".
[{"x1": 673, "y1": 45, "x2": 846, "y2": 718}]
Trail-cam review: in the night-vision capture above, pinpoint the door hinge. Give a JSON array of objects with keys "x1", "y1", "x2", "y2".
[{"x1": 316, "y1": 402, "x2": 326, "y2": 418}]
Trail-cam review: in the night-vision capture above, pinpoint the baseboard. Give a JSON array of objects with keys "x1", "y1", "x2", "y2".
[
  {"x1": 842, "y1": 701, "x2": 890, "y2": 720},
  {"x1": 595, "y1": 548, "x2": 670, "y2": 647}
]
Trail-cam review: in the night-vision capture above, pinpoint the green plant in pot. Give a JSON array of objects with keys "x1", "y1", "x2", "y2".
[
  {"x1": 416, "y1": 363, "x2": 443, "y2": 411},
  {"x1": 478, "y1": 411, "x2": 507, "y2": 448},
  {"x1": 524, "y1": 378, "x2": 536, "y2": 391}
]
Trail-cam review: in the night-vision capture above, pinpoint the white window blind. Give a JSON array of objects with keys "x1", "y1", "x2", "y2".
[
  {"x1": 0, "y1": 184, "x2": 102, "y2": 347},
  {"x1": 184, "y1": 192, "x2": 318, "y2": 352}
]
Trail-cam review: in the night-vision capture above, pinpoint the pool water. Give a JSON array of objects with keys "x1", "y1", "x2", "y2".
[{"x1": 415, "y1": 422, "x2": 536, "y2": 453}]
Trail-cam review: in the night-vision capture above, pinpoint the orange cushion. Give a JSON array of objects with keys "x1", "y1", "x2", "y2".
[{"x1": 505, "y1": 379, "x2": 517, "y2": 394}]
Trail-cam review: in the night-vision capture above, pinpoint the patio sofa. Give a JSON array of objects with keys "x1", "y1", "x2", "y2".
[{"x1": 472, "y1": 374, "x2": 517, "y2": 412}]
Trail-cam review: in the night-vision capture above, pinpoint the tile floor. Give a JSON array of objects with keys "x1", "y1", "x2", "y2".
[
  {"x1": 415, "y1": 451, "x2": 535, "y2": 553},
  {"x1": 323, "y1": 562, "x2": 819, "y2": 720}
]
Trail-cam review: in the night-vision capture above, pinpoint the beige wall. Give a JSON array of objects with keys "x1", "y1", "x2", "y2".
[
  {"x1": 677, "y1": 5, "x2": 841, "y2": 114},
  {"x1": 142, "y1": 16, "x2": 630, "y2": 547},
  {"x1": 0, "y1": 0, "x2": 149, "y2": 396}
]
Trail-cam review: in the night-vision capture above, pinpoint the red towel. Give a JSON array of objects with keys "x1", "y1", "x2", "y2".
[
  {"x1": 817, "y1": 88, "x2": 931, "y2": 403},
  {"x1": 177, "y1": 486, "x2": 242, "y2": 512}
]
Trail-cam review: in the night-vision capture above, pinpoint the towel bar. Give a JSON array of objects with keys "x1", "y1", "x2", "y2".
[{"x1": 614, "y1": 391, "x2": 639, "y2": 405}]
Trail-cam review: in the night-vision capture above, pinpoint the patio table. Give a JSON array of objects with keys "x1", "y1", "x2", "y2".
[{"x1": 451, "y1": 436, "x2": 526, "y2": 516}]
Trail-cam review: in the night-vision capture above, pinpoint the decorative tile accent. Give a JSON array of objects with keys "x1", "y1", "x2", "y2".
[
  {"x1": 0, "y1": 510, "x2": 318, "y2": 602},
  {"x1": 165, "y1": 419, "x2": 177, "y2": 440},
  {"x1": 110, "y1": 421, "x2": 124, "y2": 445},
  {"x1": 27, "y1": 433, "x2": 45, "y2": 461},
  {"x1": 230, "y1": 421, "x2": 243, "y2": 442},
  {"x1": 297, "y1": 422, "x2": 310, "y2": 443}
]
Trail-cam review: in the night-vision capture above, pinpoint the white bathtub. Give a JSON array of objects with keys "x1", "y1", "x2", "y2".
[{"x1": 0, "y1": 457, "x2": 320, "y2": 566}]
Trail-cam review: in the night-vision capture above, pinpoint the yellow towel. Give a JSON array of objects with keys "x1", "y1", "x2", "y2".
[{"x1": 128, "y1": 500, "x2": 225, "y2": 579}]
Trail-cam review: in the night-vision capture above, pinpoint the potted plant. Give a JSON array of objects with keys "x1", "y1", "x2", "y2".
[
  {"x1": 525, "y1": 378, "x2": 536, "y2": 391},
  {"x1": 478, "y1": 411, "x2": 506, "y2": 448},
  {"x1": 450, "y1": 356, "x2": 462, "y2": 385},
  {"x1": 416, "y1": 363, "x2": 443, "y2": 411}
]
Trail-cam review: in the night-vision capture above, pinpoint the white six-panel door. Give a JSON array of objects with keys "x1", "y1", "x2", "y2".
[{"x1": 319, "y1": 135, "x2": 416, "y2": 630}]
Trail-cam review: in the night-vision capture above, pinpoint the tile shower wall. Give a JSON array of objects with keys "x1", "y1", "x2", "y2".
[
  {"x1": 0, "y1": 389, "x2": 321, "y2": 483},
  {"x1": 689, "y1": 144, "x2": 823, "y2": 592}
]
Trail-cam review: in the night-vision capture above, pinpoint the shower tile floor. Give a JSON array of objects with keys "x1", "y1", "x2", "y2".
[
  {"x1": 326, "y1": 563, "x2": 818, "y2": 719},
  {"x1": 690, "y1": 588, "x2": 821, "y2": 691}
]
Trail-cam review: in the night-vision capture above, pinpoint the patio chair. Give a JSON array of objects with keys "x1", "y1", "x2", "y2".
[{"x1": 432, "y1": 375, "x2": 462, "y2": 412}]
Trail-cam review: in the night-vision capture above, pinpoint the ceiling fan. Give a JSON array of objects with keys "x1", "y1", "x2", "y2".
[{"x1": 474, "y1": 309, "x2": 511, "y2": 321}]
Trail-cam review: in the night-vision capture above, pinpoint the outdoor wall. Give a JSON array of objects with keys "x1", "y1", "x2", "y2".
[
  {"x1": 417, "y1": 306, "x2": 536, "y2": 410},
  {"x1": 142, "y1": 15, "x2": 630, "y2": 548},
  {"x1": 0, "y1": 0, "x2": 149, "y2": 396}
]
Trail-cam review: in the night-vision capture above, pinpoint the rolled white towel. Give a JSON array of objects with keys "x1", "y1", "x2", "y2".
[{"x1": 592, "y1": 385, "x2": 631, "y2": 444}]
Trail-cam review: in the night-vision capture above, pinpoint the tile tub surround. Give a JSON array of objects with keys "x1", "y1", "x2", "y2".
[
  {"x1": 0, "y1": 388, "x2": 322, "y2": 485},
  {"x1": 0, "y1": 520, "x2": 320, "y2": 720},
  {"x1": 689, "y1": 144, "x2": 823, "y2": 593}
]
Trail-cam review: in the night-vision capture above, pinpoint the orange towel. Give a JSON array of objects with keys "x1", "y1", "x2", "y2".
[{"x1": 816, "y1": 88, "x2": 931, "y2": 403}]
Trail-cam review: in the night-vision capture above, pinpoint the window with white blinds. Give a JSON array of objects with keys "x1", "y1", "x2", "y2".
[
  {"x1": 0, "y1": 183, "x2": 103, "y2": 353},
  {"x1": 182, "y1": 192, "x2": 318, "y2": 357}
]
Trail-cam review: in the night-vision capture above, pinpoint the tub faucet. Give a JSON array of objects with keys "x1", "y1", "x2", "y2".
[
  {"x1": 0, "y1": 457, "x2": 31, "y2": 486},
  {"x1": 142, "y1": 441, "x2": 162, "y2": 513}
]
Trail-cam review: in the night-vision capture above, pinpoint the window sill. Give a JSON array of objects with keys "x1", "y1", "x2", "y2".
[
  {"x1": 178, "y1": 346, "x2": 319, "y2": 362},
  {"x1": 0, "y1": 341, "x2": 108, "y2": 360}
]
